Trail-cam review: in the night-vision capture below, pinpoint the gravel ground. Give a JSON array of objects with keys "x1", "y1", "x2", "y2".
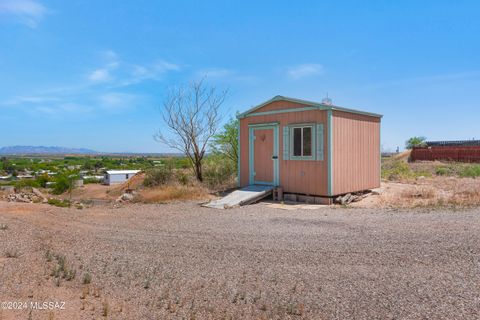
[{"x1": 0, "y1": 201, "x2": 480, "y2": 319}]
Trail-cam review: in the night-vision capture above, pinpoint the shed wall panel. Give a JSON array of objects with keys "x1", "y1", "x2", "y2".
[
  {"x1": 332, "y1": 111, "x2": 380, "y2": 195},
  {"x1": 252, "y1": 100, "x2": 312, "y2": 113}
]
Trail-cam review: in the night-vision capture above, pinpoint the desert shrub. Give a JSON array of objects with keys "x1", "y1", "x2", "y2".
[
  {"x1": 47, "y1": 198, "x2": 70, "y2": 207},
  {"x1": 36, "y1": 174, "x2": 50, "y2": 188},
  {"x1": 435, "y1": 166, "x2": 451, "y2": 176},
  {"x1": 82, "y1": 272, "x2": 92, "y2": 284},
  {"x1": 143, "y1": 166, "x2": 173, "y2": 187},
  {"x1": 459, "y1": 165, "x2": 480, "y2": 178},
  {"x1": 175, "y1": 171, "x2": 189, "y2": 185},
  {"x1": 382, "y1": 160, "x2": 412, "y2": 181},
  {"x1": 51, "y1": 172, "x2": 78, "y2": 195},
  {"x1": 83, "y1": 177, "x2": 102, "y2": 184},
  {"x1": 15, "y1": 179, "x2": 40, "y2": 189},
  {"x1": 203, "y1": 155, "x2": 236, "y2": 189}
]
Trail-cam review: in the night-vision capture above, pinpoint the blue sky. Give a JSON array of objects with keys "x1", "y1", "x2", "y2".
[{"x1": 1, "y1": 0, "x2": 480, "y2": 152}]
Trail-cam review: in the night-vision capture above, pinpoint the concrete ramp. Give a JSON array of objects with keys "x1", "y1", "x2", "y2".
[{"x1": 204, "y1": 185, "x2": 274, "y2": 209}]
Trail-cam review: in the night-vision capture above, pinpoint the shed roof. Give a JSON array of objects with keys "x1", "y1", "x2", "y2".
[
  {"x1": 237, "y1": 95, "x2": 383, "y2": 119},
  {"x1": 106, "y1": 170, "x2": 141, "y2": 175}
]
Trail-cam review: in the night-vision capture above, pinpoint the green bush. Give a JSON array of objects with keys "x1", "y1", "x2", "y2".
[
  {"x1": 15, "y1": 179, "x2": 40, "y2": 189},
  {"x1": 51, "y1": 172, "x2": 79, "y2": 195},
  {"x1": 52, "y1": 175, "x2": 70, "y2": 194},
  {"x1": 143, "y1": 167, "x2": 173, "y2": 187},
  {"x1": 459, "y1": 165, "x2": 480, "y2": 178},
  {"x1": 47, "y1": 198, "x2": 70, "y2": 207},
  {"x1": 382, "y1": 160, "x2": 412, "y2": 181},
  {"x1": 435, "y1": 166, "x2": 452, "y2": 176},
  {"x1": 83, "y1": 177, "x2": 102, "y2": 184},
  {"x1": 36, "y1": 174, "x2": 50, "y2": 188},
  {"x1": 203, "y1": 155, "x2": 236, "y2": 189}
]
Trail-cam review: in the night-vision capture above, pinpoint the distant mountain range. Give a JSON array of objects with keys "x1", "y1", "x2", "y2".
[{"x1": 0, "y1": 146, "x2": 99, "y2": 155}]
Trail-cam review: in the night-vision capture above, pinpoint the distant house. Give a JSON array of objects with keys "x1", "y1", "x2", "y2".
[
  {"x1": 104, "y1": 170, "x2": 140, "y2": 185},
  {"x1": 16, "y1": 174, "x2": 34, "y2": 180}
]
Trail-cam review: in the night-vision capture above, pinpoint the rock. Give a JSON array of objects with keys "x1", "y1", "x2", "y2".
[
  {"x1": 32, "y1": 188, "x2": 48, "y2": 202},
  {"x1": 6, "y1": 192, "x2": 42, "y2": 203},
  {"x1": 334, "y1": 191, "x2": 371, "y2": 205},
  {"x1": 116, "y1": 192, "x2": 135, "y2": 202}
]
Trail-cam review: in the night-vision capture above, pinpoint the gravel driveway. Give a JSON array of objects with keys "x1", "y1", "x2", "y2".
[{"x1": 0, "y1": 201, "x2": 479, "y2": 319}]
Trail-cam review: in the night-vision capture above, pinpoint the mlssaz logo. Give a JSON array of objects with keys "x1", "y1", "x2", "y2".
[{"x1": 30, "y1": 301, "x2": 66, "y2": 310}]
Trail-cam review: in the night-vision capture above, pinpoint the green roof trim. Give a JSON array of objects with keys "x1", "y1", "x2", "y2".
[{"x1": 237, "y1": 95, "x2": 383, "y2": 119}]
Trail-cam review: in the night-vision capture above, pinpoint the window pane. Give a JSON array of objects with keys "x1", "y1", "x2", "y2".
[
  {"x1": 293, "y1": 128, "x2": 302, "y2": 156},
  {"x1": 303, "y1": 127, "x2": 312, "y2": 156}
]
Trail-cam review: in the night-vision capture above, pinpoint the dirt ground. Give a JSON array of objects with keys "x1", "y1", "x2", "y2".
[{"x1": 1, "y1": 201, "x2": 480, "y2": 319}]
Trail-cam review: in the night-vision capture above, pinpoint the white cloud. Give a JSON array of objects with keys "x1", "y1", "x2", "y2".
[
  {"x1": 0, "y1": 0, "x2": 47, "y2": 28},
  {"x1": 287, "y1": 63, "x2": 324, "y2": 80},
  {"x1": 99, "y1": 92, "x2": 140, "y2": 111},
  {"x1": 88, "y1": 68, "x2": 111, "y2": 82},
  {"x1": 87, "y1": 50, "x2": 180, "y2": 86},
  {"x1": 199, "y1": 68, "x2": 233, "y2": 78},
  {"x1": 1, "y1": 50, "x2": 174, "y2": 118},
  {"x1": 121, "y1": 60, "x2": 181, "y2": 86},
  {"x1": 152, "y1": 60, "x2": 181, "y2": 73}
]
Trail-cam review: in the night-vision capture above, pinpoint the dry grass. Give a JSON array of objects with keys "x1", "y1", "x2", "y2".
[
  {"x1": 138, "y1": 185, "x2": 211, "y2": 203},
  {"x1": 375, "y1": 177, "x2": 480, "y2": 208},
  {"x1": 400, "y1": 186, "x2": 436, "y2": 199}
]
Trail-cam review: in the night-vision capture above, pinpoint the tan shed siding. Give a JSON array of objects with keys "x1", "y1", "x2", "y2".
[
  {"x1": 332, "y1": 111, "x2": 381, "y2": 195},
  {"x1": 250, "y1": 100, "x2": 311, "y2": 113},
  {"x1": 240, "y1": 108, "x2": 329, "y2": 196}
]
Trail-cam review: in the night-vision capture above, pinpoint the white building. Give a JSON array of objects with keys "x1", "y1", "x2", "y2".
[{"x1": 104, "y1": 170, "x2": 140, "y2": 185}]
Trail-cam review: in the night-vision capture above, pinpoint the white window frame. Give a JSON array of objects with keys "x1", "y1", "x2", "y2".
[{"x1": 289, "y1": 124, "x2": 315, "y2": 160}]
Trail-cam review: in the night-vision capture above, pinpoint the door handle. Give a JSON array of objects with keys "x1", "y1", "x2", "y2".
[{"x1": 272, "y1": 156, "x2": 278, "y2": 159}]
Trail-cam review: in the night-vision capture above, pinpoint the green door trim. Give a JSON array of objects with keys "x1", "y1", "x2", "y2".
[
  {"x1": 327, "y1": 110, "x2": 333, "y2": 196},
  {"x1": 248, "y1": 124, "x2": 279, "y2": 186}
]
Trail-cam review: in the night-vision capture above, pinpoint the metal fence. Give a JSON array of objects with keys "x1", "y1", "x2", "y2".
[
  {"x1": 426, "y1": 140, "x2": 480, "y2": 147},
  {"x1": 411, "y1": 145, "x2": 480, "y2": 163}
]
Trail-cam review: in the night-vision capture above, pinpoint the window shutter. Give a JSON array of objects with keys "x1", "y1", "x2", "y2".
[
  {"x1": 282, "y1": 126, "x2": 290, "y2": 160},
  {"x1": 316, "y1": 123, "x2": 324, "y2": 161}
]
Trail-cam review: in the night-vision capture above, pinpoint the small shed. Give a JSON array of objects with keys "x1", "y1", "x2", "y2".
[
  {"x1": 237, "y1": 96, "x2": 382, "y2": 200},
  {"x1": 104, "y1": 170, "x2": 140, "y2": 185}
]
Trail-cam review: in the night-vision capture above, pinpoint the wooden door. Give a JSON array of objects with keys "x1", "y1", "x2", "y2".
[{"x1": 253, "y1": 128, "x2": 274, "y2": 184}]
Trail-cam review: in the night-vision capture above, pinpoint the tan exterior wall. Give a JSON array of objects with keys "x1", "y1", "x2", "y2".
[
  {"x1": 251, "y1": 100, "x2": 311, "y2": 113},
  {"x1": 332, "y1": 111, "x2": 381, "y2": 195},
  {"x1": 239, "y1": 102, "x2": 329, "y2": 196}
]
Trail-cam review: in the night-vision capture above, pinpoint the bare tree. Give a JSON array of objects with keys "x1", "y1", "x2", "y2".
[{"x1": 155, "y1": 79, "x2": 227, "y2": 182}]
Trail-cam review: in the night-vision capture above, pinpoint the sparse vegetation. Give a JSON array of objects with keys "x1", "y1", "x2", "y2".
[
  {"x1": 47, "y1": 198, "x2": 71, "y2": 207},
  {"x1": 459, "y1": 164, "x2": 480, "y2": 178},
  {"x1": 203, "y1": 154, "x2": 236, "y2": 190},
  {"x1": 139, "y1": 185, "x2": 209, "y2": 203},
  {"x1": 143, "y1": 166, "x2": 174, "y2": 187},
  {"x1": 51, "y1": 171, "x2": 79, "y2": 195},
  {"x1": 0, "y1": 224, "x2": 8, "y2": 230},
  {"x1": 382, "y1": 160, "x2": 416, "y2": 181},
  {"x1": 49, "y1": 253, "x2": 76, "y2": 282},
  {"x1": 211, "y1": 116, "x2": 239, "y2": 171},
  {"x1": 102, "y1": 300, "x2": 109, "y2": 317},
  {"x1": 82, "y1": 272, "x2": 92, "y2": 284}
]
